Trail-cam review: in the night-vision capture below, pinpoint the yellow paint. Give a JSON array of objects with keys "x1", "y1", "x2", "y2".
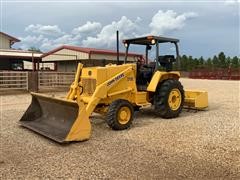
[
  {"x1": 147, "y1": 71, "x2": 180, "y2": 92},
  {"x1": 108, "y1": 87, "x2": 132, "y2": 97},
  {"x1": 66, "y1": 63, "x2": 83, "y2": 100},
  {"x1": 184, "y1": 90, "x2": 208, "y2": 109},
  {"x1": 65, "y1": 100, "x2": 91, "y2": 141},
  {"x1": 27, "y1": 63, "x2": 208, "y2": 142},
  {"x1": 135, "y1": 92, "x2": 149, "y2": 106},
  {"x1": 118, "y1": 106, "x2": 131, "y2": 125},
  {"x1": 168, "y1": 88, "x2": 182, "y2": 110},
  {"x1": 65, "y1": 63, "x2": 138, "y2": 141}
]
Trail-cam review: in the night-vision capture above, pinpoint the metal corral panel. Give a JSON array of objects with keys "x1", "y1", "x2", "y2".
[
  {"x1": 42, "y1": 49, "x2": 89, "y2": 62},
  {"x1": 0, "y1": 71, "x2": 28, "y2": 91},
  {"x1": 90, "y1": 53, "x2": 136, "y2": 61},
  {"x1": 38, "y1": 71, "x2": 75, "y2": 89}
]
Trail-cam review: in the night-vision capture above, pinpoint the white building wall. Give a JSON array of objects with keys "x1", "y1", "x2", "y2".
[
  {"x1": 24, "y1": 61, "x2": 54, "y2": 70},
  {"x1": 42, "y1": 49, "x2": 89, "y2": 61},
  {"x1": 90, "y1": 53, "x2": 136, "y2": 61},
  {"x1": 0, "y1": 34, "x2": 11, "y2": 49}
]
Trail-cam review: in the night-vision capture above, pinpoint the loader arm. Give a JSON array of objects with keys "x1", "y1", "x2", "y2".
[
  {"x1": 66, "y1": 63, "x2": 83, "y2": 100},
  {"x1": 20, "y1": 63, "x2": 135, "y2": 143},
  {"x1": 65, "y1": 66, "x2": 134, "y2": 141}
]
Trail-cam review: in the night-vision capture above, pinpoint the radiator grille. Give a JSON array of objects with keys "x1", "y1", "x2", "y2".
[{"x1": 82, "y1": 78, "x2": 96, "y2": 95}]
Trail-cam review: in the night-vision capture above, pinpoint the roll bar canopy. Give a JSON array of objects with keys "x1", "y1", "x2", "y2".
[
  {"x1": 122, "y1": 35, "x2": 179, "y2": 45},
  {"x1": 123, "y1": 35, "x2": 180, "y2": 70}
]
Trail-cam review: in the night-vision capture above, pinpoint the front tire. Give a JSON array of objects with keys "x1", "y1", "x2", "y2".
[
  {"x1": 154, "y1": 79, "x2": 184, "y2": 118},
  {"x1": 106, "y1": 99, "x2": 134, "y2": 130}
]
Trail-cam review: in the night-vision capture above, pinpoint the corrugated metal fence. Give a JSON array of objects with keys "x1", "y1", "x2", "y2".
[
  {"x1": 0, "y1": 71, "x2": 28, "y2": 91},
  {"x1": 189, "y1": 68, "x2": 240, "y2": 80}
]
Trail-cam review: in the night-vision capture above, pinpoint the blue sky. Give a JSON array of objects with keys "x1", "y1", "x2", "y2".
[{"x1": 1, "y1": 0, "x2": 239, "y2": 58}]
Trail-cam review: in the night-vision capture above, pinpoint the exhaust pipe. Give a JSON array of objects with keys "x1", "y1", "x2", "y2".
[{"x1": 116, "y1": 30, "x2": 120, "y2": 65}]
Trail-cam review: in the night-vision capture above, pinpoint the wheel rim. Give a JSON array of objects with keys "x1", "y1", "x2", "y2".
[
  {"x1": 168, "y1": 88, "x2": 182, "y2": 110},
  {"x1": 118, "y1": 106, "x2": 131, "y2": 125}
]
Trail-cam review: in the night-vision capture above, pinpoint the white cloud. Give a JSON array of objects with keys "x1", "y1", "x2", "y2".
[
  {"x1": 19, "y1": 35, "x2": 46, "y2": 49},
  {"x1": 224, "y1": 0, "x2": 238, "y2": 5},
  {"x1": 135, "y1": 17, "x2": 142, "y2": 23},
  {"x1": 39, "y1": 40, "x2": 54, "y2": 50},
  {"x1": 53, "y1": 34, "x2": 74, "y2": 44},
  {"x1": 19, "y1": 10, "x2": 198, "y2": 51},
  {"x1": 25, "y1": 24, "x2": 65, "y2": 36},
  {"x1": 72, "y1": 21, "x2": 102, "y2": 37},
  {"x1": 82, "y1": 16, "x2": 141, "y2": 48},
  {"x1": 40, "y1": 34, "x2": 78, "y2": 50},
  {"x1": 36, "y1": 21, "x2": 103, "y2": 50},
  {"x1": 149, "y1": 10, "x2": 198, "y2": 35}
]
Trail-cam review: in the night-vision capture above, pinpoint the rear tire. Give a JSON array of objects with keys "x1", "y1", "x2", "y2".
[
  {"x1": 106, "y1": 99, "x2": 134, "y2": 130},
  {"x1": 154, "y1": 79, "x2": 184, "y2": 118}
]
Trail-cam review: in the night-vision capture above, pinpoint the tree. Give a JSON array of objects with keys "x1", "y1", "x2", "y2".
[
  {"x1": 28, "y1": 47, "x2": 42, "y2": 53},
  {"x1": 193, "y1": 58, "x2": 200, "y2": 69},
  {"x1": 206, "y1": 58, "x2": 212, "y2": 69},
  {"x1": 218, "y1": 52, "x2": 226, "y2": 68},
  {"x1": 231, "y1": 56, "x2": 239, "y2": 68},
  {"x1": 180, "y1": 55, "x2": 188, "y2": 71},
  {"x1": 188, "y1": 56, "x2": 194, "y2": 71},
  {"x1": 175, "y1": 51, "x2": 238, "y2": 72},
  {"x1": 199, "y1": 56, "x2": 205, "y2": 68},
  {"x1": 226, "y1": 56, "x2": 231, "y2": 68},
  {"x1": 212, "y1": 55, "x2": 219, "y2": 68}
]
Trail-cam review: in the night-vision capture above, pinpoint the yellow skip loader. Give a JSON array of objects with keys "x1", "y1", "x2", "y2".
[{"x1": 20, "y1": 35, "x2": 208, "y2": 143}]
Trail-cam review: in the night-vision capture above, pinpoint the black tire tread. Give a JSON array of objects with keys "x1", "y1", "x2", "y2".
[
  {"x1": 154, "y1": 79, "x2": 184, "y2": 118},
  {"x1": 106, "y1": 99, "x2": 134, "y2": 130}
]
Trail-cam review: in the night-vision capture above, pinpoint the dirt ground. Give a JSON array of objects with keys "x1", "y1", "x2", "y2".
[{"x1": 0, "y1": 78, "x2": 239, "y2": 179}]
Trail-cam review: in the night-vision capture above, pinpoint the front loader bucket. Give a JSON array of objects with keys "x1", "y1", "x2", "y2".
[
  {"x1": 184, "y1": 90, "x2": 208, "y2": 110},
  {"x1": 19, "y1": 93, "x2": 91, "y2": 143}
]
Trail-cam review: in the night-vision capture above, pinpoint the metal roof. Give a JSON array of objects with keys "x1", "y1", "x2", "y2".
[
  {"x1": 0, "y1": 32, "x2": 20, "y2": 42},
  {"x1": 41, "y1": 45, "x2": 142, "y2": 58},
  {"x1": 0, "y1": 49, "x2": 42, "y2": 61},
  {"x1": 123, "y1": 35, "x2": 179, "y2": 45}
]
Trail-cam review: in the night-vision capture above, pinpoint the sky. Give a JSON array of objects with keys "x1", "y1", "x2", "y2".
[{"x1": 1, "y1": 0, "x2": 239, "y2": 58}]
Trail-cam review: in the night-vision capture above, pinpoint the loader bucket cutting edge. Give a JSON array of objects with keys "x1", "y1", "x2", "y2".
[{"x1": 19, "y1": 93, "x2": 91, "y2": 143}]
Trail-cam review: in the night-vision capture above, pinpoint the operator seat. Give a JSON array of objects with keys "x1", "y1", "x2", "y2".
[
  {"x1": 158, "y1": 55, "x2": 176, "y2": 72},
  {"x1": 136, "y1": 62, "x2": 155, "y2": 91}
]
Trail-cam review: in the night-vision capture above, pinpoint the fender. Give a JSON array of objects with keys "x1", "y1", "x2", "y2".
[{"x1": 147, "y1": 71, "x2": 180, "y2": 92}]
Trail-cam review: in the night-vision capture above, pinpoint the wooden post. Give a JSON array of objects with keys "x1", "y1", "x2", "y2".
[
  {"x1": 27, "y1": 71, "x2": 38, "y2": 92},
  {"x1": 54, "y1": 62, "x2": 57, "y2": 71},
  {"x1": 37, "y1": 59, "x2": 39, "y2": 71},
  {"x1": 32, "y1": 52, "x2": 36, "y2": 71}
]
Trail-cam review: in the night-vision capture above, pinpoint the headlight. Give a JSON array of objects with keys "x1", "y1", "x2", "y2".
[{"x1": 151, "y1": 39, "x2": 156, "y2": 45}]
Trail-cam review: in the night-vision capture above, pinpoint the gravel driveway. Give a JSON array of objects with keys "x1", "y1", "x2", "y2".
[{"x1": 0, "y1": 78, "x2": 239, "y2": 179}]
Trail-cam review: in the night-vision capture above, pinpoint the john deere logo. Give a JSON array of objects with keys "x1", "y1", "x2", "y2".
[{"x1": 107, "y1": 73, "x2": 124, "y2": 86}]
